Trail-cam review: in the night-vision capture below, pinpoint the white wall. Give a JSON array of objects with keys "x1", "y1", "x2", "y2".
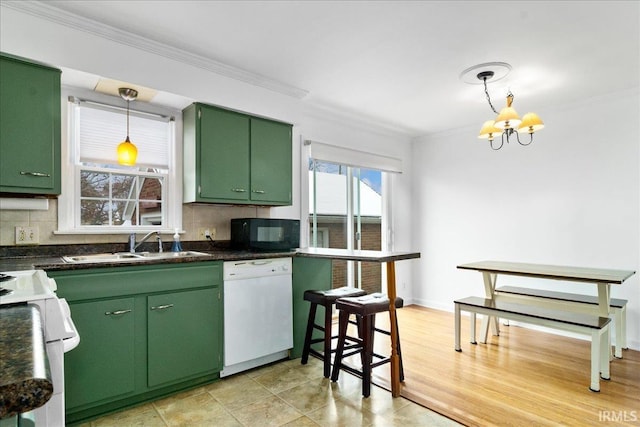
[{"x1": 412, "y1": 89, "x2": 640, "y2": 349}]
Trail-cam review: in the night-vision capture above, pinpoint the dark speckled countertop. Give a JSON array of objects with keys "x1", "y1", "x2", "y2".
[
  {"x1": 0, "y1": 241, "x2": 296, "y2": 272},
  {"x1": 0, "y1": 305, "x2": 53, "y2": 418}
]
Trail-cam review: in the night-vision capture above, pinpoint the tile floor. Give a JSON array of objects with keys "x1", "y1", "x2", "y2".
[{"x1": 81, "y1": 357, "x2": 460, "y2": 426}]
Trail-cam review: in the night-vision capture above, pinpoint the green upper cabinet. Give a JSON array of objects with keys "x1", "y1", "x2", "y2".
[
  {"x1": 198, "y1": 105, "x2": 251, "y2": 202},
  {"x1": 183, "y1": 103, "x2": 292, "y2": 205},
  {"x1": 0, "y1": 53, "x2": 61, "y2": 195},
  {"x1": 250, "y1": 117, "x2": 293, "y2": 204}
]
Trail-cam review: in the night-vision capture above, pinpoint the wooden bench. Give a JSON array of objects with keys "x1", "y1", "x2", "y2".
[
  {"x1": 495, "y1": 286, "x2": 628, "y2": 358},
  {"x1": 454, "y1": 296, "x2": 611, "y2": 392}
]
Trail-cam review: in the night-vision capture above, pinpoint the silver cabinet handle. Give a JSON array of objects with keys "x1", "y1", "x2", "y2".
[
  {"x1": 231, "y1": 188, "x2": 247, "y2": 193},
  {"x1": 252, "y1": 190, "x2": 265, "y2": 194},
  {"x1": 150, "y1": 304, "x2": 174, "y2": 310},
  {"x1": 20, "y1": 171, "x2": 51, "y2": 177},
  {"x1": 105, "y1": 309, "x2": 132, "y2": 316}
]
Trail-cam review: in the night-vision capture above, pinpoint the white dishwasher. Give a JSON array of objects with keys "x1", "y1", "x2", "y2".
[{"x1": 221, "y1": 257, "x2": 293, "y2": 377}]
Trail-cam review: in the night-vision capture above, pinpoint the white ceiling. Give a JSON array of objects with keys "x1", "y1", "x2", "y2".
[{"x1": 31, "y1": 1, "x2": 640, "y2": 136}]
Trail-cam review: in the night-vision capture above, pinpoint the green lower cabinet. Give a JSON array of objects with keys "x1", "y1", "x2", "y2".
[
  {"x1": 65, "y1": 298, "x2": 136, "y2": 409},
  {"x1": 147, "y1": 288, "x2": 221, "y2": 387},
  {"x1": 49, "y1": 262, "x2": 223, "y2": 425},
  {"x1": 290, "y1": 257, "x2": 333, "y2": 358}
]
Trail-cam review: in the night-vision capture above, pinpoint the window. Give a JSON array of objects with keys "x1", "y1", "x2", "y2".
[{"x1": 57, "y1": 89, "x2": 182, "y2": 234}]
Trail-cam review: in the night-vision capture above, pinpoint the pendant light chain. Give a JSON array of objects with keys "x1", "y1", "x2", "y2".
[
  {"x1": 483, "y1": 77, "x2": 499, "y2": 115},
  {"x1": 126, "y1": 99, "x2": 130, "y2": 140}
]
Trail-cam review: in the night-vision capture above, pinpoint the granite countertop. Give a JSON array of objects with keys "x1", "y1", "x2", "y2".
[
  {"x1": 0, "y1": 242, "x2": 296, "y2": 272},
  {"x1": 0, "y1": 305, "x2": 53, "y2": 418},
  {"x1": 296, "y1": 247, "x2": 421, "y2": 263}
]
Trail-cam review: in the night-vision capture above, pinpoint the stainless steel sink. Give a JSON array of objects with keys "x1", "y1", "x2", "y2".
[
  {"x1": 62, "y1": 252, "x2": 144, "y2": 263},
  {"x1": 62, "y1": 251, "x2": 211, "y2": 264},
  {"x1": 136, "y1": 251, "x2": 211, "y2": 259}
]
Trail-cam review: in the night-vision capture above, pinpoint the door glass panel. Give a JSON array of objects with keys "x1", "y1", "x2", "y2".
[{"x1": 309, "y1": 160, "x2": 382, "y2": 292}]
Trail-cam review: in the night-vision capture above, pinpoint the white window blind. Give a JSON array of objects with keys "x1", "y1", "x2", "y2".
[
  {"x1": 305, "y1": 140, "x2": 402, "y2": 173},
  {"x1": 78, "y1": 104, "x2": 170, "y2": 169}
]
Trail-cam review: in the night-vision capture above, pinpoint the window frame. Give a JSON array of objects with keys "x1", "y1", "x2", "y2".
[{"x1": 56, "y1": 86, "x2": 183, "y2": 235}]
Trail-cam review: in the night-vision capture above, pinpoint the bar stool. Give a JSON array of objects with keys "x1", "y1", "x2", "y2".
[
  {"x1": 330, "y1": 293, "x2": 404, "y2": 397},
  {"x1": 301, "y1": 286, "x2": 367, "y2": 377}
]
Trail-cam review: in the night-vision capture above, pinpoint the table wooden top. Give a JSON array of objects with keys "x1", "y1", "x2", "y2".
[
  {"x1": 296, "y1": 248, "x2": 420, "y2": 263},
  {"x1": 457, "y1": 260, "x2": 635, "y2": 284}
]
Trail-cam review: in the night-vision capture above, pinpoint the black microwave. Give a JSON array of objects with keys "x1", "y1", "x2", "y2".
[{"x1": 230, "y1": 218, "x2": 300, "y2": 252}]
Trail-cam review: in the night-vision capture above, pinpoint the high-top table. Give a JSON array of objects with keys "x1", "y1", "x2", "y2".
[
  {"x1": 296, "y1": 248, "x2": 420, "y2": 397},
  {"x1": 457, "y1": 260, "x2": 636, "y2": 340}
]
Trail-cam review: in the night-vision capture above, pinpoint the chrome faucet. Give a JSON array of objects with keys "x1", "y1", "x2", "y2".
[{"x1": 129, "y1": 231, "x2": 163, "y2": 253}]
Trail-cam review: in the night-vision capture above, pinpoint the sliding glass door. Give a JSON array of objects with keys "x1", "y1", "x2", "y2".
[{"x1": 309, "y1": 159, "x2": 383, "y2": 292}]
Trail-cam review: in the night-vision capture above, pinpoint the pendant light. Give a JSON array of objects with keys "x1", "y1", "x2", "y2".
[{"x1": 117, "y1": 87, "x2": 138, "y2": 166}]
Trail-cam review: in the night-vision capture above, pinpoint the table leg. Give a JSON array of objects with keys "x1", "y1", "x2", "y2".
[
  {"x1": 455, "y1": 303, "x2": 461, "y2": 351},
  {"x1": 386, "y1": 261, "x2": 401, "y2": 397},
  {"x1": 482, "y1": 272, "x2": 499, "y2": 337}
]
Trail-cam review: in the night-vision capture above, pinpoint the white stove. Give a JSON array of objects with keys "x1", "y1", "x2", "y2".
[{"x1": 0, "y1": 270, "x2": 80, "y2": 426}]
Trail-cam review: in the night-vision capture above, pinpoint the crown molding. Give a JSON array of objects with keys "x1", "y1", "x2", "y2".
[
  {"x1": 302, "y1": 100, "x2": 417, "y2": 140},
  {"x1": 2, "y1": 0, "x2": 309, "y2": 99}
]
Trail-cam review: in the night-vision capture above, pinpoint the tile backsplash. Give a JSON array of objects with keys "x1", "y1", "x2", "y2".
[{"x1": 0, "y1": 199, "x2": 268, "y2": 246}]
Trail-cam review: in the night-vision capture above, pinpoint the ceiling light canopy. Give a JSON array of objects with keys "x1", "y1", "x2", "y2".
[
  {"x1": 462, "y1": 63, "x2": 544, "y2": 151},
  {"x1": 117, "y1": 87, "x2": 138, "y2": 166}
]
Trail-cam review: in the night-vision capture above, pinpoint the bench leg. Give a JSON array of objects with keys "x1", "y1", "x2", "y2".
[
  {"x1": 600, "y1": 326, "x2": 611, "y2": 381},
  {"x1": 621, "y1": 305, "x2": 628, "y2": 350},
  {"x1": 455, "y1": 303, "x2": 461, "y2": 351},
  {"x1": 614, "y1": 309, "x2": 623, "y2": 359},
  {"x1": 470, "y1": 312, "x2": 477, "y2": 344},
  {"x1": 590, "y1": 329, "x2": 602, "y2": 392}
]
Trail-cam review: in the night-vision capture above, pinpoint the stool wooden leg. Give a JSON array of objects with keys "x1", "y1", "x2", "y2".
[
  {"x1": 322, "y1": 302, "x2": 333, "y2": 378},
  {"x1": 362, "y1": 314, "x2": 374, "y2": 397},
  {"x1": 301, "y1": 303, "x2": 317, "y2": 365},
  {"x1": 331, "y1": 310, "x2": 350, "y2": 382},
  {"x1": 395, "y1": 314, "x2": 404, "y2": 382}
]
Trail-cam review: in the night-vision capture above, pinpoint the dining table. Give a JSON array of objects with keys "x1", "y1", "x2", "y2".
[
  {"x1": 296, "y1": 247, "x2": 420, "y2": 397},
  {"x1": 457, "y1": 260, "x2": 636, "y2": 342}
]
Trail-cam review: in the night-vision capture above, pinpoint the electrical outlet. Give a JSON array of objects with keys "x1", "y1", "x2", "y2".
[
  {"x1": 197, "y1": 227, "x2": 216, "y2": 240},
  {"x1": 15, "y1": 226, "x2": 39, "y2": 245},
  {"x1": 207, "y1": 228, "x2": 216, "y2": 239}
]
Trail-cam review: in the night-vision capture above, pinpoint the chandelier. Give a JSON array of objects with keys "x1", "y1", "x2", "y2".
[{"x1": 462, "y1": 63, "x2": 544, "y2": 151}]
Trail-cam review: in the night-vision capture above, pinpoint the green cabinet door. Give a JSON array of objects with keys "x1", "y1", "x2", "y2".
[
  {"x1": 0, "y1": 53, "x2": 61, "y2": 194},
  {"x1": 291, "y1": 257, "x2": 332, "y2": 358},
  {"x1": 65, "y1": 298, "x2": 136, "y2": 410},
  {"x1": 147, "y1": 288, "x2": 222, "y2": 387},
  {"x1": 199, "y1": 105, "x2": 250, "y2": 201},
  {"x1": 251, "y1": 118, "x2": 292, "y2": 204}
]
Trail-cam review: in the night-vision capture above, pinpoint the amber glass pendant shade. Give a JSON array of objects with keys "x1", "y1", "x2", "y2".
[{"x1": 117, "y1": 137, "x2": 138, "y2": 166}]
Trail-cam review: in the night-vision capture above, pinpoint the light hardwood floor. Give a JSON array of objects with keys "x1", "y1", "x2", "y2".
[{"x1": 368, "y1": 305, "x2": 640, "y2": 426}]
